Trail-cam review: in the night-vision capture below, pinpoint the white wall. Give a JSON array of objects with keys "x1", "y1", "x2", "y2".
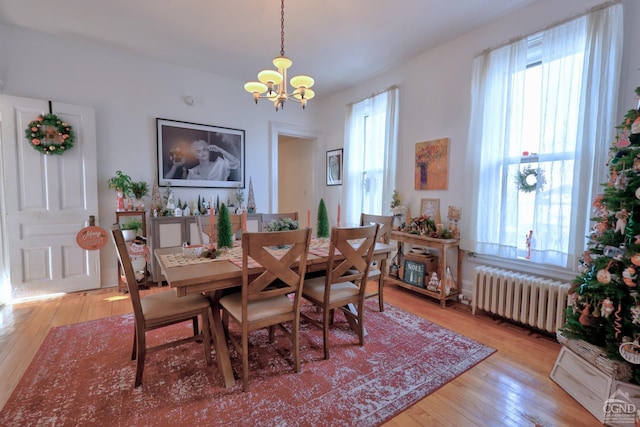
[
  {"x1": 0, "y1": 24, "x2": 317, "y2": 286},
  {"x1": 315, "y1": 0, "x2": 640, "y2": 294}
]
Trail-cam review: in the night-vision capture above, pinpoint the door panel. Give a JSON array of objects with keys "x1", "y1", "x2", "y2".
[{"x1": 0, "y1": 95, "x2": 99, "y2": 299}]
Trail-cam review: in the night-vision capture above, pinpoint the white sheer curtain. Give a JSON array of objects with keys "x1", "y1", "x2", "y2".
[
  {"x1": 463, "y1": 3, "x2": 622, "y2": 268},
  {"x1": 343, "y1": 87, "x2": 399, "y2": 226}
]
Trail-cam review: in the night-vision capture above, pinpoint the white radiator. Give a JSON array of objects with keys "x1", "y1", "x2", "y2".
[{"x1": 472, "y1": 266, "x2": 571, "y2": 333}]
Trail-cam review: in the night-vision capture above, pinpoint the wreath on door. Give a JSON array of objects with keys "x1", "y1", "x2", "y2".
[{"x1": 24, "y1": 113, "x2": 74, "y2": 155}]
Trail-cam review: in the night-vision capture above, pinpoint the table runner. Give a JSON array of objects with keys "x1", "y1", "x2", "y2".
[{"x1": 160, "y1": 238, "x2": 337, "y2": 269}]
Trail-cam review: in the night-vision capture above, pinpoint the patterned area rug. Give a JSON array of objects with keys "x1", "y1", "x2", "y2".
[{"x1": 0, "y1": 301, "x2": 494, "y2": 426}]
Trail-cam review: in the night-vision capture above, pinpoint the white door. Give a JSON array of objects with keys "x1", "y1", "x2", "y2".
[{"x1": 0, "y1": 95, "x2": 99, "y2": 300}]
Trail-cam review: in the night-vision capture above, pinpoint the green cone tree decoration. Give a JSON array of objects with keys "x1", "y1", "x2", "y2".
[
  {"x1": 217, "y1": 203, "x2": 233, "y2": 249},
  {"x1": 317, "y1": 198, "x2": 330, "y2": 238}
]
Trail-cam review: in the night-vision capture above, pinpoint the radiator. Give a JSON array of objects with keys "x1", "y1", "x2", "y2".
[{"x1": 472, "y1": 266, "x2": 571, "y2": 333}]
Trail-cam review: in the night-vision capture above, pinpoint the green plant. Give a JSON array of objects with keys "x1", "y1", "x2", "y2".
[
  {"x1": 217, "y1": 203, "x2": 233, "y2": 249},
  {"x1": 121, "y1": 219, "x2": 143, "y2": 231},
  {"x1": 317, "y1": 199, "x2": 330, "y2": 238},
  {"x1": 107, "y1": 170, "x2": 133, "y2": 197},
  {"x1": 264, "y1": 218, "x2": 298, "y2": 232},
  {"x1": 130, "y1": 181, "x2": 149, "y2": 200}
]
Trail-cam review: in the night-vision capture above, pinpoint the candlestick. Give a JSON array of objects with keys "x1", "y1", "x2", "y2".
[{"x1": 209, "y1": 196, "x2": 215, "y2": 246}]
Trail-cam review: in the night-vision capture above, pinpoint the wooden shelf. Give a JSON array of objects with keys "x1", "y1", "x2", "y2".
[{"x1": 386, "y1": 231, "x2": 461, "y2": 308}]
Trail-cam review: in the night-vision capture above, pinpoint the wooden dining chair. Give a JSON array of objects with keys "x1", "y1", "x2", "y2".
[
  {"x1": 259, "y1": 212, "x2": 299, "y2": 231},
  {"x1": 195, "y1": 214, "x2": 243, "y2": 245},
  {"x1": 219, "y1": 228, "x2": 312, "y2": 392},
  {"x1": 111, "y1": 224, "x2": 212, "y2": 388},
  {"x1": 301, "y1": 224, "x2": 378, "y2": 360},
  {"x1": 360, "y1": 213, "x2": 394, "y2": 312}
]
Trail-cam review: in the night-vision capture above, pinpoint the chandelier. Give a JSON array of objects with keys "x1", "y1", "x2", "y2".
[{"x1": 244, "y1": 0, "x2": 314, "y2": 111}]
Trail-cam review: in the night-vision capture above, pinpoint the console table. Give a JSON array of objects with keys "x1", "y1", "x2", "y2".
[{"x1": 386, "y1": 231, "x2": 461, "y2": 308}]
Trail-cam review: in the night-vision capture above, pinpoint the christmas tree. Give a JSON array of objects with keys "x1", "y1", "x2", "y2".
[
  {"x1": 317, "y1": 199, "x2": 330, "y2": 238},
  {"x1": 247, "y1": 177, "x2": 256, "y2": 213},
  {"x1": 217, "y1": 203, "x2": 234, "y2": 249},
  {"x1": 561, "y1": 87, "x2": 640, "y2": 381}
]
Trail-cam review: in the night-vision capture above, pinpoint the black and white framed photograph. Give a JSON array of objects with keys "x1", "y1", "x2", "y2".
[
  {"x1": 157, "y1": 118, "x2": 245, "y2": 188},
  {"x1": 326, "y1": 148, "x2": 343, "y2": 186}
]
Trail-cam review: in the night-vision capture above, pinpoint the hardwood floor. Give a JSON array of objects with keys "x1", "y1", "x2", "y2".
[{"x1": 0, "y1": 281, "x2": 603, "y2": 426}]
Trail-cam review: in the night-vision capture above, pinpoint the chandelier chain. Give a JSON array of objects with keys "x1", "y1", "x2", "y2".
[{"x1": 280, "y1": 0, "x2": 285, "y2": 56}]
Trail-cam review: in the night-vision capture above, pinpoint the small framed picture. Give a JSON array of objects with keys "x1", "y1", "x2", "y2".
[
  {"x1": 420, "y1": 198, "x2": 441, "y2": 223},
  {"x1": 326, "y1": 148, "x2": 343, "y2": 186}
]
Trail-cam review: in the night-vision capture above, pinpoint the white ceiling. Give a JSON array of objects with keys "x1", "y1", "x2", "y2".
[{"x1": 0, "y1": 0, "x2": 536, "y2": 98}]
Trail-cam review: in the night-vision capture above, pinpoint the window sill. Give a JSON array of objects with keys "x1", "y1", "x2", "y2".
[{"x1": 466, "y1": 253, "x2": 577, "y2": 283}]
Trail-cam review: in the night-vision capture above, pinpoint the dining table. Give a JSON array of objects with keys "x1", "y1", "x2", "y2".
[{"x1": 154, "y1": 237, "x2": 395, "y2": 388}]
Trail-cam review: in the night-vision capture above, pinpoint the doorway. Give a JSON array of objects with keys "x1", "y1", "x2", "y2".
[
  {"x1": 278, "y1": 135, "x2": 314, "y2": 224},
  {"x1": 269, "y1": 123, "x2": 318, "y2": 227}
]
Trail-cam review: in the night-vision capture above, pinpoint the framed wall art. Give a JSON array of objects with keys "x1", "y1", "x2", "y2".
[
  {"x1": 415, "y1": 137, "x2": 449, "y2": 190},
  {"x1": 326, "y1": 148, "x2": 343, "y2": 186},
  {"x1": 157, "y1": 118, "x2": 245, "y2": 188},
  {"x1": 420, "y1": 198, "x2": 441, "y2": 223}
]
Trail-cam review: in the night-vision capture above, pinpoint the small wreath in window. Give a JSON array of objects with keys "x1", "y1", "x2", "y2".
[
  {"x1": 24, "y1": 113, "x2": 74, "y2": 155},
  {"x1": 516, "y1": 166, "x2": 545, "y2": 193}
]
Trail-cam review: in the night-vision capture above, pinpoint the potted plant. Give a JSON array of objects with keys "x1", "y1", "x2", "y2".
[
  {"x1": 121, "y1": 219, "x2": 143, "y2": 242},
  {"x1": 108, "y1": 171, "x2": 133, "y2": 211},
  {"x1": 130, "y1": 181, "x2": 149, "y2": 211}
]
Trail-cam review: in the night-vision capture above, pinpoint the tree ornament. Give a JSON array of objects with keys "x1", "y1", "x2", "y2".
[
  {"x1": 623, "y1": 266, "x2": 637, "y2": 287},
  {"x1": 614, "y1": 208, "x2": 630, "y2": 234},
  {"x1": 24, "y1": 113, "x2": 74, "y2": 155},
  {"x1": 632, "y1": 305, "x2": 640, "y2": 325},
  {"x1": 596, "y1": 260, "x2": 614, "y2": 284},
  {"x1": 615, "y1": 304, "x2": 622, "y2": 339},
  {"x1": 601, "y1": 297, "x2": 614, "y2": 318}
]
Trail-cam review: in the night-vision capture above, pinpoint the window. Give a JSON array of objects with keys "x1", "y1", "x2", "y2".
[
  {"x1": 463, "y1": 3, "x2": 622, "y2": 269},
  {"x1": 343, "y1": 87, "x2": 399, "y2": 226}
]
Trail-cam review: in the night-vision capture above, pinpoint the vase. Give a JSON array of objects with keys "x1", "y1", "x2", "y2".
[{"x1": 116, "y1": 190, "x2": 125, "y2": 212}]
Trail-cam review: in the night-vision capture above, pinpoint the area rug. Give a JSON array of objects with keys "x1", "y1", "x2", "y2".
[{"x1": 0, "y1": 301, "x2": 494, "y2": 426}]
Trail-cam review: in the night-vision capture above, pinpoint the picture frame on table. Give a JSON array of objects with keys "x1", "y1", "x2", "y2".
[
  {"x1": 420, "y1": 198, "x2": 441, "y2": 223},
  {"x1": 326, "y1": 148, "x2": 343, "y2": 186},
  {"x1": 157, "y1": 118, "x2": 245, "y2": 188}
]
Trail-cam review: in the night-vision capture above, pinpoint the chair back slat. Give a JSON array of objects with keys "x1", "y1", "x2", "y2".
[
  {"x1": 325, "y1": 224, "x2": 378, "y2": 299},
  {"x1": 360, "y1": 213, "x2": 394, "y2": 244},
  {"x1": 242, "y1": 229, "x2": 311, "y2": 303},
  {"x1": 111, "y1": 224, "x2": 144, "y2": 319}
]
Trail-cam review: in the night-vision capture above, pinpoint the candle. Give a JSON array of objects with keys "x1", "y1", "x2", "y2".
[
  {"x1": 337, "y1": 203, "x2": 341, "y2": 227},
  {"x1": 241, "y1": 210, "x2": 247, "y2": 232},
  {"x1": 209, "y1": 196, "x2": 215, "y2": 245},
  {"x1": 307, "y1": 208, "x2": 311, "y2": 228}
]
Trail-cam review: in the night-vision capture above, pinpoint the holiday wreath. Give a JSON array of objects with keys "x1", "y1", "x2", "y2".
[
  {"x1": 24, "y1": 113, "x2": 74, "y2": 155},
  {"x1": 516, "y1": 165, "x2": 545, "y2": 193}
]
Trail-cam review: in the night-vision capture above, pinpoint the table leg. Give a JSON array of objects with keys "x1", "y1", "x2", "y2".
[{"x1": 211, "y1": 301, "x2": 235, "y2": 388}]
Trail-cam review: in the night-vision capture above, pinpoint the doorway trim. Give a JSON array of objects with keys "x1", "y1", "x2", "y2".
[{"x1": 268, "y1": 122, "x2": 320, "y2": 213}]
